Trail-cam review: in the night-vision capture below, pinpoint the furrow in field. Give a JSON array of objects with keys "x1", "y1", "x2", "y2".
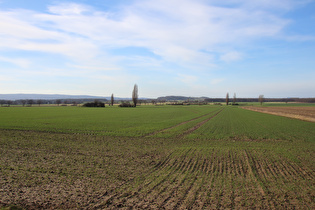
[
  {"x1": 243, "y1": 150, "x2": 266, "y2": 197},
  {"x1": 177, "y1": 108, "x2": 224, "y2": 138},
  {"x1": 156, "y1": 153, "x2": 201, "y2": 208},
  {"x1": 285, "y1": 160, "x2": 314, "y2": 180},
  {"x1": 176, "y1": 154, "x2": 206, "y2": 208},
  {"x1": 129, "y1": 149, "x2": 198, "y2": 207},
  {"x1": 173, "y1": 175, "x2": 199, "y2": 209},
  {"x1": 95, "y1": 147, "x2": 314, "y2": 209},
  {"x1": 144, "y1": 109, "x2": 221, "y2": 137}
]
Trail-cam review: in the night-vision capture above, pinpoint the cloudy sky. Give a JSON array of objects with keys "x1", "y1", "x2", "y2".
[{"x1": 0, "y1": 0, "x2": 314, "y2": 98}]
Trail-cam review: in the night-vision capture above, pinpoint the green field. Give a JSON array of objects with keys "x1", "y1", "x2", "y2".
[{"x1": 0, "y1": 105, "x2": 314, "y2": 209}]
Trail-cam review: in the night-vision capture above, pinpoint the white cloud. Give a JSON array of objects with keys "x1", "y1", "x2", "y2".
[
  {"x1": 0, "y1": 56, "x2": 31, "y2": 68},
  {"x1": 69, "y1": 65, "x2": 120, "y2": 71},
  {"x1": 220, "y1": 51, "x2": 243, "y2": 62},
  {"x1": 211, "y1": 78, "x2": 225, "y2": 85},
  {"x1": 177, "y1": 74, "x2": 198, "y2": 84},
  {"x1": 48, "y1": 3, "x2": 91, "y2": 15},
  {"x1": 0, "y1": 0, "x2": 293, "y2": 69},
  {"x1": 0, "y1": 0, "x2": 313, "y2": 97}
]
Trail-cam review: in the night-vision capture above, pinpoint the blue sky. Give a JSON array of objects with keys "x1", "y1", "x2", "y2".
[{"x1": 0, "y1": 0, "x2": 314, "y2": 98}]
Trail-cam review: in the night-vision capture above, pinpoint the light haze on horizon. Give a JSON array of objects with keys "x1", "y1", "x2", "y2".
[{"x1": 0, "y1": 0, "x2": 314, "y2": 98}]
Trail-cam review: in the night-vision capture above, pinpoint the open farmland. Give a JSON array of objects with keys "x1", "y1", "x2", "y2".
[
  {"x1": 242, "y1": 106, "x2": 315, "y2": 122},
  {"x1": 0, "y1": 105, "x2": 314, "y2": 209}
]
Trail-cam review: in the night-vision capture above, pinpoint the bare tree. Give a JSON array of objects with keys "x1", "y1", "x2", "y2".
[
  {"x1": 226, "y1": 93, "x2": 229, "y2": 105},
  {"x1": 7, "y1": 100, "x2": 12, "y2": 107},
  {"x1": 56, "y1": 99, "x2": 62, "y2": 106},
  {"x1": 21, "y1": 100, "x2": 27, "y2": 106},
  {"x1": 27, "y1": 99, "x2": 34, "y2": 107},
  {"x1": 132, "y1": 84, "x2": 138, "y2": 107},
  {"x1": 258, "y1": 95, "x2": 264, "y2": 105},
  {"x1": 37, "y1": 100, "x2": 43, "y2": 106},
  {"x1": 111, "y1": 94, "x2": 114, "y2": 106}
]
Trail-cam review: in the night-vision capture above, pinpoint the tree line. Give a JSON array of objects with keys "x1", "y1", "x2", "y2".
[{"x1": 2, "y1": 86, "x2": 315, "y2": 107}]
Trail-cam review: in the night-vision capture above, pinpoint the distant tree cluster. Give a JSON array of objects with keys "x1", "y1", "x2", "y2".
[
  {"x1": 83, "y1": 100, "x2": 105, "y2": 107},
  {"x1": 118, "y1": 84, "x2": 139, "y2": 108},
  {"x1": 118, "y1": 102, "x2": 134, "y2": 107}
]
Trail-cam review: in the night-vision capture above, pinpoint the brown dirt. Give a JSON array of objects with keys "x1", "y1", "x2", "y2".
[
  {"x1": 1, "y1": 120, "x2": 314, "y2": 209},
  {"x1": 242, "y1": 106, "x2": 315, "y2": 122},
  {"x1": 95, "y1": 148, "x2": 314, "y2": 209}
]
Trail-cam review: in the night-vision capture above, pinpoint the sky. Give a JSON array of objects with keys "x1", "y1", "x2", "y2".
[{"x1": 0, "y1": 0, "x2": 315, "y2": 98}]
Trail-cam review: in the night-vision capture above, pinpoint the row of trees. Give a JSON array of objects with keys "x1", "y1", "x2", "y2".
[
  {"x1": 0, "y1": 99, "x2": 82, "y2": 107},
  {"x1": 225, "y1": 93, "x2": 264, "y2": 105},
  {"x1": 109, "y1": 84, "x2": 139, "y2": 107},
  {"x1": 0, "y1": 84, "x2": 139, "y2": 108}
]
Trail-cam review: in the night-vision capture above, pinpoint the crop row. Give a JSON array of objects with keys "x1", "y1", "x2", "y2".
[
  {"x1": 0, "y1": 106, "x2": 221, "y2": 137},
  {"x1": 187, "y1": 107, "x2": 315, "y2": 141},
  {"x1": 99, "y1": 147, "x2": 314, "y2": 209}
]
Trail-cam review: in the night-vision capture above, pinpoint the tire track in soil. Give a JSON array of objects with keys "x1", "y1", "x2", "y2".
[
  {"x1": 248, "y1": 150, "x2": 278, "y2": 209},
  {"x1": 144, "y1": 108, "x2": 222, "y2": 137},
  {"x1": 177, "y1": 108, "x2": 224, "y2": 138},
  {"x1": 243, "y1": 150, "x2": 266, "y2": 197}
]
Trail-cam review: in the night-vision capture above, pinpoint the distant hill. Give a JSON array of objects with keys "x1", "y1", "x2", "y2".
[
  {"x1": 0, "y1": 94, "x2": 134, "y2": 101},
  {"x1": 0, "y1": 94, "x2": 153, "y2": 101},
  {"x1": 157, "y1": 96, "x2": 209, "y2": 101},
  {"x1": 0, "y1": 94, "x2": 104, "y2": 100}
]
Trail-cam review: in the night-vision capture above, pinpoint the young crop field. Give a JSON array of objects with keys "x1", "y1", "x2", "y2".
[{"x1": 0, "y1": 105, "x2": 314, "y2": 209}]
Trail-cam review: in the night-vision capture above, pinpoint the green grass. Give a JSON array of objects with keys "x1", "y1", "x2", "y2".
[
  {"x1": 187, "y1": 107, "x2": 315, "y2": 142},
  {"x1": 0, "y1": 105, "x2": 314, "y2": 209},
  {"x1": 0, "y1": 105, "x2": 220, "y2": 136}
]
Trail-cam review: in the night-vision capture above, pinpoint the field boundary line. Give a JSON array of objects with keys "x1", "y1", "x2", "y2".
[
  {"x1": 144, "y1": 108, "x2": 222, "y2": 137},
  {"x1": 177, "y1": 108, "x2": 224, "y2": 138}
]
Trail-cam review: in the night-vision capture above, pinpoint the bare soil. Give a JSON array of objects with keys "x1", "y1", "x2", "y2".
[{"x1": 242, "y1": 106, "x2": 315, "y2": 122}]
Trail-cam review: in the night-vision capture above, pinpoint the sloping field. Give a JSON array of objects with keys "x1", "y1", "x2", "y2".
[
  {"x1": 242, "y1": 106, "x2": 315, "y2": 122},
  {"x1": 0, "y1": 106, "x2": 314, "y2": 209}
]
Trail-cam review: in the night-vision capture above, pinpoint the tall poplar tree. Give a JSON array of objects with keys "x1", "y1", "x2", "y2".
[
  {"x1": 132, "y1": 84, "x2": 138, "y2": 107},
  {"x1": 111, "y1": 94, "x2": 114, "y2": 106},
  {"x1": 226, "y1": 93, "x2": 229, "y2": 105}
]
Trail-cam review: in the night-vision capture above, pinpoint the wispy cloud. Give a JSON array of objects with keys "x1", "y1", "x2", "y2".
[
  {"x1": 177, "y1": 74, "x2": 198, "y2": 84},
  {"x1": 0, "y1": 0, "x2": 314, "y2": 97},
  {"x1": 0, "y1": 56, "x2": 31, "y2": 68},
  {"x1": 211, "y1": 78, "x2": 225, "y2": 85},
  {"x1": 0, "y1": 0, "x2": 293, "y2": 67},
  {"x1": 220, "y1": 51, "x2": 243, "y2": 62}
]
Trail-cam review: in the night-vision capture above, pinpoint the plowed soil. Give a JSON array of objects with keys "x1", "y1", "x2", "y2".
[{"x1": 242, "y1": 106, "x2": 315, "y2": 122}]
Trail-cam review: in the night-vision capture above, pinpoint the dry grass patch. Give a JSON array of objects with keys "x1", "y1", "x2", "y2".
[{"x1": 242, "y1": 106, "x2": 315, "y2": 122}]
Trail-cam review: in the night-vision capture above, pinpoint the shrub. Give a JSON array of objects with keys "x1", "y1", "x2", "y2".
[
  {"x1": 83, "y1": 101, "x2": 105, "y2": 107},
  {"x1": 119, "y1": 102, "x2": 134, "y2": 107}
]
